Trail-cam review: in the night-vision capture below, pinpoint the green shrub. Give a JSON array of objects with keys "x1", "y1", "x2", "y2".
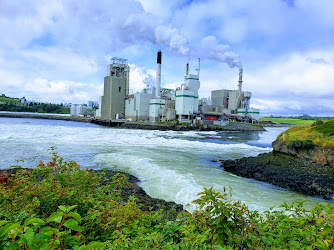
[
  {"x1": 1, "y1": 151, "x2": 334, "y2": 249},
  {"x1": 312, "y1": 120, "x2": 324, "y2": 127},
  {"x1": 303, "y1": 139, "x2": 314, "y2": 149},
  {"x1": 288, "y1": 140, "x2": 304, "y2": 149},
  {"x1": 313, "y1": 120, "x2": 334, "y2": 136}
]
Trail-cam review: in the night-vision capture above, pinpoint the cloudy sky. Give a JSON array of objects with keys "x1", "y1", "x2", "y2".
[{"x1": 1, "y1": 0, "x2": 334, "y2": 115}]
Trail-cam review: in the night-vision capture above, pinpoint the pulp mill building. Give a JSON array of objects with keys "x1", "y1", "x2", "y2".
[{"x1": 97, "y1": 51, "x2": 260, "y2": 124}]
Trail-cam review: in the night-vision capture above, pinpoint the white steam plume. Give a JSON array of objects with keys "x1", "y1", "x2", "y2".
[
  {"x1": 155, "y1": 26, "x2": 190, "y2": 56},
  {"x1": 200, "y1": 36, "x2": 242, "y2": 69},
  {"x1": 123, "y1": 15, "x2": 241, "y2": 68}
]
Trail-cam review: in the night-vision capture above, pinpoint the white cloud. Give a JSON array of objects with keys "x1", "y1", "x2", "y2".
[
  {"x1": 20, "y1": 47, "x2": 98, "y2": 79},
  {"x1": 1, "y1": 0, "x2": 334, "y2": 115},
  {"x1": 128, "y1": 64, "x2": 156, "y2": 94},
  {"x1": 21, "y1": 78, "x2": 102, "y2": 104}
]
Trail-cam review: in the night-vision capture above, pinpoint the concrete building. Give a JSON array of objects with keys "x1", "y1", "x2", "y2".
[
  {"x1": 125, "y1": 92, "x2": 153, "y2": 121},
  {"x1": 70, "y1": 104, "x2": 87, "y2": 116},
  {"x1": 101, "y1": 57, "x2": 130, "y2": 120},
  {"x1": 98, "y1": 50, "x2": 260, "y2": 124}
]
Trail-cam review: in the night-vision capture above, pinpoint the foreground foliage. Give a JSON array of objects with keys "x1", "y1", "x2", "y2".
[{"x1": 0, "y1": 151, "x2": 334, "y2": 249}]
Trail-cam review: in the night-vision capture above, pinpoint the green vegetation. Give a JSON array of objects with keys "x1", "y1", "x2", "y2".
[
  {"x1": 0, "y1": 93, "x2": 70, "y2": 114},
  {"x1": 0, "y1": 95, "x2": 21, "y2": 104},
  {"x1": 260, "y1": 117, "x2": 315, "y2": 125},
  {"x1": 0, "y1": 102, "x2": 70, "y2": 114},
  {"x1": 1, "y1": 151, "x2": 334, "y2": 249},
  {"x1": 277, "y1": 120, "x2": 334, "y2": 148}
]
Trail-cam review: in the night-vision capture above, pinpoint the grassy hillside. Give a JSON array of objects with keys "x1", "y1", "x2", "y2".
[
  {"x1": 260, "y1": 117, "x2": 315, "y2": 125},
  {"x1": 276, "y1": 120, "x2": 334, "y2": 148},
  {"x1": 0, "y1": 96, "x2": 21, "y2": 104}
]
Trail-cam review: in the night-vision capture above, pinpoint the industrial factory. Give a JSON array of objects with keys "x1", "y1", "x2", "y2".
[{"x1": 97, "y1": 51, "x2": 259, "y2": 124}]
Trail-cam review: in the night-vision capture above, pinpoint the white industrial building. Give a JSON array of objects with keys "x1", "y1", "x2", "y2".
[
  {"x1": 70, "y1": 104, "x2": 87, "y2": 116},
  {"x1": 97, "y1": 50, "x2": 260, "y2": 124}
]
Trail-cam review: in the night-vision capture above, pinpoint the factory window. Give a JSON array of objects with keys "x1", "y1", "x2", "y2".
[{"x1": 119, "y1": 87, "x2": 121, "y2": 92}]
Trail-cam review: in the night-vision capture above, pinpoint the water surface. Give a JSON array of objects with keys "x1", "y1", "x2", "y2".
[{"x1": 0, "y1": 117, "x2": 327, "y2": 212}]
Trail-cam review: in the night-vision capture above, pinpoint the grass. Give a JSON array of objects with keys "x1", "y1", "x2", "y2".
[
  {"x1": 260, "y1": 117, "x2": 315, "y2": 125},
  {"x1": 0, "y1": 96, "x2": 21, "y2": 103},
  {"x1": 276, "y1": 120, "x2": 334, "y2": 148}
]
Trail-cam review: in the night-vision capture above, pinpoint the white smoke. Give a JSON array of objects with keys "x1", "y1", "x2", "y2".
[
  {"x1": 155, "y1": 26, "x2": 190, "y2": 56},
  {"x1": 200, "y1": 36, "x2": 242, "y2": 69},
  {"x1": 121, "y1": 11, "x2": 241, "y2": 68}
]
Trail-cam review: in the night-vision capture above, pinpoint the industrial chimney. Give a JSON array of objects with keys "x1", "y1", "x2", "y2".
[
  {"x1": 156, "y1": 50, "x2": 162, "y2": 97},
  {"x1": 238, "y1": 68, "x2": 243, "y2": 91},
  {"x1": 197, "y1": 58, "x2": 200, "y2": 78}
]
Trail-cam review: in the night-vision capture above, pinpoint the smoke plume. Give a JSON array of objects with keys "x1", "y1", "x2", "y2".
[
  {"x1": 200, "y1": 36, "x2": 242, "y2": 69},
  {"x1": 155, "y1": 26, "x2": 190, "y2": 57}
]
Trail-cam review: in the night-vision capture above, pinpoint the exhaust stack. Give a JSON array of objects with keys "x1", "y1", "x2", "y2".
[
  {"x1": 156, "y1": 50, "x2": 162, "y2": 97},
  {"x1": 186, "y1": 63, "x2": 189, "y2": 75},
  {"x1": 238, "y1": 68, "x2": 243, "y2": 91},
  {"x1": 197, "y1": 58, "x2": 200, "y2": 78}
]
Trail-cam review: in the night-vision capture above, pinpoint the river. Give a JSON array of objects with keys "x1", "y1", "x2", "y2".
[{"x1": 0, "y1": 117, "x2": 327, "y2": 212}]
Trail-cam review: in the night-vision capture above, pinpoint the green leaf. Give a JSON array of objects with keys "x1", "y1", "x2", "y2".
[
  {"x1": 18, "y1": 228, "x2": 34, "y2": 249},
  {"x1": 58, "y1": 205, "x2": 67, "y2": 213},
  {"x1": 68, "y1": 212, "x2": 82, "y2": 223},
  {"x1": 0, "y1": 220, "x2": 8, "y2": 227},
  {"x1": 67, "y1": 205, "x2": 78, "y2": 212},
  {"x1": 80, "y1": 241, "x2": 106, "y2": 249},
  {"x1": 316, "y1": 217, "x2": 324, "y2": 225},
  {"x1": 34, "y1": 233, "x2": 50, "y2": 243},
  {"x1": 0, "y1": 223, "x2": 21, "y2": 237},
  {"x1": 40, "y1": 226, "x2": 57, "y2": 234},
  {"x1": 24, "y1": 218, "x2": 45, "y2": 227},
  {"x1": 4, "y1": 241, "x2": 20, "y2": 249},
  {"x1": 63, "y1": 219, "x2": 82, "y2": 232},
  {"x1": 313, "y1": 239, "x2": 326, "y2": 249},
  {"x1": 47, "y1": 211, "x2": 63, "y2": 223},
  {"x1": 319, "y1": 225, "x2": 333, "y2": 236}
]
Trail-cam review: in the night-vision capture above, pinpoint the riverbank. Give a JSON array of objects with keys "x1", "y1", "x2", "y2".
[
  {"x1": 117, "y1": 121, "x2": 265, "y2": 131},
  {"x1": 0, "y1": 112, "x2": 265, "y2": 131},
  {"x1": 2, "y1": 160, "x2": 334, "y2": 249},
  {"x1": 0, "y1": 167, "x2": 183, "y2": 213},
  {"x1": 221, "y1": 151, "x2": 334, "y2": 200}
]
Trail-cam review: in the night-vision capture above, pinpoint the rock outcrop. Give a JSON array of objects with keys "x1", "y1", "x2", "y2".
[
  {"x1": 221, "y1": 152, "x2": 334, "y2": 200},
  {"x1": 272, "y1": 140, "x2": 334, "y2": 167}
]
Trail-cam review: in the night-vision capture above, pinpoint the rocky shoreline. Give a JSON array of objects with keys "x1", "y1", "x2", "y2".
[
  {"x1": 118, "y1": 121, "x2": 265, "y2": 132},
  {"x1": 0, "y1": 112, "x2": 265, "y2": 132},
  {"x1": 221, "y1": 151, "x2": 334, "y2": 200}
]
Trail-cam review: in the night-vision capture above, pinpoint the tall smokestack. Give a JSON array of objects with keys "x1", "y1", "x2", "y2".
[
  {"x1": 238, "y1": 68, "x2": 243, "y2": 91},
  {"x1": 197, "y1": 58, "x2": 200, "y2": 78},
  {"x1": 156, "y1": 50, "x2": 162, "y2": 97},
  {"x1": 186, "y1": 63, "x2": 189, "y2": 75}
]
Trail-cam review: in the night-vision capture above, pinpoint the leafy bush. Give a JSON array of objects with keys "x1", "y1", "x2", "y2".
[
  {"x1": 1, "y1": 151, "x2": 334, "y2": 249},
  {"x1": 288, "y1": 140, "x2": 304, "y2": 150},
  {"x1": 313, "y1": 120, "x2": 334, "y2": 137},
  {"x1": 312, "y1": 120, "x2": 324, "y2": 127}
]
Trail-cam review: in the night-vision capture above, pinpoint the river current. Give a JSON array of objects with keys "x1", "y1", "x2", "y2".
[{"x1": 0, "y1": 117, "x2": 326, "y2": 212}]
